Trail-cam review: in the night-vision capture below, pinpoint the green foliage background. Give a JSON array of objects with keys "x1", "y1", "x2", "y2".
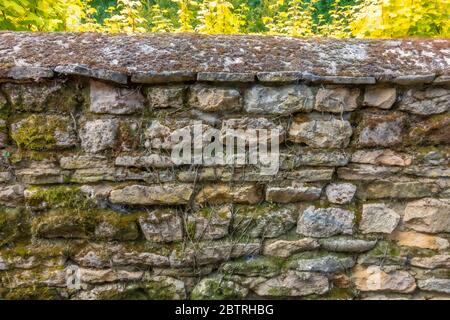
[{"x1": 0, "y1": 0, "x2": 449, "y2": 37}]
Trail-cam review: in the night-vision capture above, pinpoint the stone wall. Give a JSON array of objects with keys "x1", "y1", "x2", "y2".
[{"x1": 0, "y1": 33, "x2": 449, "y2": 300}]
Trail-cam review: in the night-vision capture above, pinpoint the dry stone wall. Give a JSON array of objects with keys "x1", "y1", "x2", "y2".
[{"x1": 0, "y1": 33, "x2": 449, "y2": 300}]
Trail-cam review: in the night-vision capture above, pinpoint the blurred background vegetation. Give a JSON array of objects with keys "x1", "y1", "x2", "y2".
[{"x1": 0, "y1": 0, "x2": 448, "y2": 37}]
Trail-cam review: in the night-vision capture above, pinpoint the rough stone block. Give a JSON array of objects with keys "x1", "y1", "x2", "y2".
[
  {"x1": 110, "y1": 184, "x2": 194, "y2": 205},
  {"x1": 80, "y1": 119, "x2": 119, "y2": 153},
  {"x1": 399, "y1": 87, "x2": 449, "y2": 115},
  {"x1": 296, "y1": 206, "x2": 354, "y2": 238},
  {"x1": 263, "y1": 238, "x2": 320, "y2": 258},
  {"x1": 188, "y1": 84, "x2": 242, "y2": 112},
  {"x1": 363, "y1": 87, "x2": 396, "y2": 109},
  {"x1": 325, "y1": 183, "x2": 356, "y2": 204},
  {"x1": 2, "y1": 81, "x2": 80, "y2": 112},
  {"x1": 195, "y1": 183, "x2": 263, "y2": 205},
  {"x1": 362, "y1": 180, "x2": 440, "y2": 199},
  {"x1": 187, "y1": 205, "x2": 232, "y2": 240},
  {"x1": 289, "y1": 118, "x2": 352, "y2": 148},
  {"x1": 352, "y1": 265, "x2": 416, "y2": 293},
  {"x1": 390, "y1": 231, "x2": 449, "y2": 250},
  {"x1": 244, "y1": 85, "x2": 314, "y2": 114},
  {"x1": 266, "y1": 181, "x2": 322, "y2": 203},
  {"x1": 220, "y1": 117, "x2": 285, "y2": 145},
  {"x1": 354, "y1": 112, "x2": 406, "y2": 147},
  {"x1": 144, "y1": 85, "x2": 186, "y2": 109},
  {"x1": 89, "y1": 80, "x2": 144, "y2": 114},
  {"x1": 320, "y1": 238, "x2": 377, "y2": 253},
  {"x1": 233, "y1": 204, "x2": 297, "y2": 238},
  {"x1": 253, "y1": 271, "x2": 329, "y2": 297},
  {"x1": 314, "y1": 86, "x2": 360, "y2": 113},
  {"x1": 289, "y1": 255, "x2": 355, "y2": 273},
  {"x1": 403, "y1": 198, "x2": 450, "y2": 233},
  {"x1": 359, "y1": 203, "x2": 400, "y2": 234},
  {"x1": 351, "y1": 149, "x2": 412, "y2": 166},
  {"x1": 138, "y1": 208, "x2": 183, "y2": 243}
]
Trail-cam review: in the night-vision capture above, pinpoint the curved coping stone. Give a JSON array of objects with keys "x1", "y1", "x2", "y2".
[
  {"x1": 54, "y1": 64, "x2": 128, "y2": 84},
  {"x1": 0, "y1": 32, "x2": 448, "y2": 85}
]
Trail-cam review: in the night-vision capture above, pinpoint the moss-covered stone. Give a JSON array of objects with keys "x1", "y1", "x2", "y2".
[
  {"x1": 0, "y1": 92, "x2": 9, "y2": 119},
  {"x1": 98, "y1": 277, "x2": 186, "y2": 300},
  {"x1": 144, "y1": 85, "x2": 186, "y2": 109},
  {"x1": 94, "y1": 211, "x2": 140, "y2": 241},
  {"x1": 0, "y1": 207, "x2": 30, "y2": 248},
  {"x1": 232, "y1": 203, "x2": 297, "y2": 238},
  {"x1": 169, "y1": 239, "x2": 261, "y2": 268},
  {"x1": 187, "y1": 205, "x2": 232, "y2": 240},
  {"x1": 32, "y1": 209, "x2": 93, "y2": 239},
  {"x1": 25, "y1": 186, "x2": 94, "y2": 210},
  {"x1": 0, "y1": 119, "x2": 8, "y2": 148},
  {"x1": 32, "y1": 208, "x2": 140, "y2": 240},
  {"x1": 0, "y1": 266, "x2": 66, "y2": 289},
  {"x1": 221, "y1": 256, "x2": 283, "y2": 277},
  {"x1": 10, "y1": 115, "x2": 76, "y2": 150},
  {"x1": 1, "y1": 81, "x2": 83, "y2": 113},
  {"x1": 305, "y1": 287, "x2": 356, "y2": 300},
  {"x1": 0, "y1": 242, "x2": 68, "y2": 269},
  {"x1": 9, "y1": 150, "x2": 58, "y2": 164},
  {"x1": 2, "y1": 286, "x2": 62, "y2": 300},
  {"x1": 96, "y1": 285, "x2": 150, "y2": 300},
  {"x1": 358, "y1": 240, "x2": 405, "y2": 266},
  {"x1": 191, "y1": 276, "x2": 248, "y2": 300},
  {"x1": 73, "y1": 241, "x2": 172, "y2": 268},
  {"x1": 253, "y1": 270, "x2": 329, "y2": 297}
]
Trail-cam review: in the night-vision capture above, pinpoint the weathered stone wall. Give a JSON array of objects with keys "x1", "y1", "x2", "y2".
[{"x1": 0, "y1": 33, "x2": 449, "y2": 300}]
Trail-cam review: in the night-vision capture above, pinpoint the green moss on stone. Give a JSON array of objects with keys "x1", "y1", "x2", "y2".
[
  {"x1": 234, "y1": 202, "x2": 282, "y2": 219},
  {"x1": 9, "y1": 149, "x2": 61, "y2": 164},
  {"x1": 366, "y1": 241, "x2": 401, "y2": 258},
  {"x1": 0, "y1": 92, "x2": 10, "y2": 119},
  {"x1": 0, "y1": 241, "x2": 69, "y2": 265},
  {"x1": 32, "y1": 209, "x2": 93, "y2": 239},
  {"x1": 191, "y1": 277, "x2": 247, "y2": 300},
  {"x1": 232, "y1": 203, "x2": 296, "y2": 238},
  {"x1": 221, "y1": 256, "x2": 283, "y2": 277},
  {"x1": 3, "y1": 286, "x2": 62, "y2": 300},
  {"x1": 98, "y1": 287, "x2": 149, "y2": 300},
  {"x1": 267, "y1": 287, "x2": 292, "y2": 297},
  {"x1": 94, "y1": 211, "x2": 141, "y2": 241},
  {"x1": 31, "y1": 208, "x2": 141, "y2": 240},
  {"x1": 10, "y1": 115, "x2": 70, "y2": 150},
  {"x1": 3, "y1": 81, "x2": 83, "y2": 113},
  {"x1": 26, "y1": 186, "x2": 94, "y2": 211},
  {"x1": 305, "y1": 287, "x2": 355, "y2": 300},
  {"x1": 0, "y1": 208, "x2": 30, "y2": 248},
  {"x1": 186, "y1": 220, "x2": 197, "y2": 239},
  {"x1": 143, "y1": 280, "x2": 182, "y2": 300}
]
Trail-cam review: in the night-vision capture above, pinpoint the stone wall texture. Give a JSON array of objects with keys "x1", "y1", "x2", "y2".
[{"x1": 0, "y1": 32, "x2": 449, "y2": 300}]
